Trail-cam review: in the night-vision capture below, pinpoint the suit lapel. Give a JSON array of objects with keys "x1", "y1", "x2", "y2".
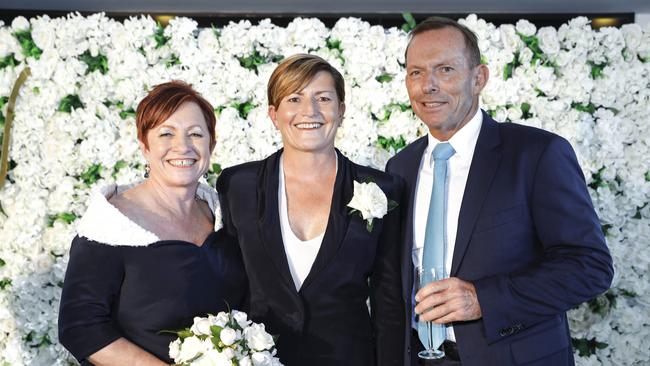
[
  {"x1": 391, "y1": 136, "x2": 428, "y2": 303},
  {"x1": 451, "y1": 113, "x2": 502, "y2": 275},
  {"x1": 300, "y1": 150, "x2": 352, "y2": 290},
  {"x1": 257, "y1": 150, "x2": 296, "y2": 291},
  {"x1": 401, "y1": 137, "x2": 428, "y2": 262}
]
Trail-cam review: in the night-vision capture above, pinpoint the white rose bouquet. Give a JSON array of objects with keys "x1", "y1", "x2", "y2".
[
  {"x1": 347, "y1": 179, "x2": 398, "y2": 232},
  {"x1": 166, "y1": 310, "x2": 283, "y2": 366}
]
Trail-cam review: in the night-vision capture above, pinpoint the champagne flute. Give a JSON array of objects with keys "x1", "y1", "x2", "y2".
[{"x1": 415, "y1": 265, "x2": 446, "y2": 360}]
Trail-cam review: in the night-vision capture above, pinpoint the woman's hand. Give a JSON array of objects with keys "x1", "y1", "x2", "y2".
[{"x1": 88, "y1": 338, "x2": 169, "y2": 366}]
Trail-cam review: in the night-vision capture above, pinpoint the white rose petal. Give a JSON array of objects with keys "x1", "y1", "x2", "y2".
[{"x1": 220, "y1": 327, "x2": 239, "y2": 346}]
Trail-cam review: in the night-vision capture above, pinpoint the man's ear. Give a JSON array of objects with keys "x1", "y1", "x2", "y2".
[{"x1": 473, "y1": 64, "x2": 490, "y2": 95}]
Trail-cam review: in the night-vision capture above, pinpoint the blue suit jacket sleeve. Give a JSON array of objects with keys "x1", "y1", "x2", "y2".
[{"x1": 473, "y1": 136, "x2": 614, "y2": 343}]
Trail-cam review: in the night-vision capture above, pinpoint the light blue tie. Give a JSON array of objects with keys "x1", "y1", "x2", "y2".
[{"x1": 418, "y1": 142, "x2": 455, "y2": 350}]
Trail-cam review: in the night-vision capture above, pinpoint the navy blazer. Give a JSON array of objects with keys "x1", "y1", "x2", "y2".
[
  {"x1": 386, "y1": 111, "x2": 613, "y2": 366},
  {"x1": 217, "y1": 149, "x2": 404, "y2": 366}
]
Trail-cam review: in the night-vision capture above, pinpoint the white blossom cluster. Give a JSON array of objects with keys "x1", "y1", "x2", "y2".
[
  {"x1": 169, "y1": 311, "x2": 282, "y2": 366},
  {"x1": 0, "y1": 13, "x2": 647, "y2": 365}
]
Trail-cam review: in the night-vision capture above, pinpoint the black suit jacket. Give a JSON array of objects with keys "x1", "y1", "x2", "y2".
[
  {"x1": 386, "y1": 112, "x2": 613, "y2": 366},
  {"x1": 217, "y1": 149, "x2": 404, "y2": 366}
]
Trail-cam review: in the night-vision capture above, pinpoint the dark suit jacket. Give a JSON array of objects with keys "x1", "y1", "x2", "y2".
[
  {"x1": 217, "y1": 149, "x2": 405, "y2": 366},
  {"x1": 386, "y1": 111, "x2": 614, "y2": 366}
]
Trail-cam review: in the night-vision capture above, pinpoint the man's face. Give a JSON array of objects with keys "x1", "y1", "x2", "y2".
[{"x1": 405, "y1": 27, "x2": 488, "y2": 141}]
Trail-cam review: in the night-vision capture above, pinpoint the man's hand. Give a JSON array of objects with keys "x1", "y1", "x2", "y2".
[{"x1": 414, "y1": 277, "x2": 482, "y2": 323}]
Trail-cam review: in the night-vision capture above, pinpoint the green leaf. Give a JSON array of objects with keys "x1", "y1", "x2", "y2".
[
  {"x1": 0, "y1": 96, "x2": 8, "y2": 125},
  {"x1": 601, "y1": 224, "x2": 612, "y2": 236},
  {"x1": 521, "y1": 102, "x2": 532, "y2": 119},
  {"x1": 210, "y1": 325, "x2": 223, "y2": 339},
  {"x1": 12, "y1": 30, "x2": 42, "y2": 60},
  {"x1": 211, "y1": 25, "x2": 221, "y2": 38},
  {"x1": 480, "y1": 55, "x2": 488, "y2": 65},
  {"x1": 119, "y1": 108, "x2": 136, "y2": 120},
  {"x1": 620, "y1": 289, "x2": 637, "y2": 298},
  {"x1": 79, "y1": 50, "x2": 108, "y2": 75},
  {"x1": 165, "y1": 54, "x2": 181, "y2": 67},
  {"x1": 47, "y1": 212, "x2": 78, "y2": 227},
  {"x1": 0, "y1": 258, "x2": 5, "y2": 267},
  {"x1": 237, "y1": 49, "x2": 283, "y2": 73},
  {"x1": 572, "y1": 337, "x2": 608, "y2": 357},
  {"x1": 366, "y1": 219, "x2": 374, "y2": 233},
  {"x1": 177, "y1": 329, "x2": 193, "y2": 339},
  {"x1": 503, "y1": 52, "x2": 521, "y2": 80},
  {"x1": 587, "y1": 291, "x2": 616, "y2": 316},
  {"x1": 0, "y1": 54, "x2": 19, "y2": 69},
  {"x1": 401, "y1": 12, "x2": 417, "y2": 32},
  {"x1": 326, "y1": 37, "x2": 341, "y2": 51},
  {"x1": 211, "y1": 163, "x2": 222, "y2": 175},
  {"x1": 375, "y1": 74, "x2": 393, "y2": 83},
  {"x1": 58, "y1": 94, "x2": 84, "y2": 113},
  {"x1": 377, "y1": 136, "x2": 407, "y2": 151},
  {"x1": 572, "y1": 102, "x2": 596, "y2": 115},
  {"x1": 231, "y1": 101, "x2": 256, "y2": 119},
  {"x1": 113, "y1": 160, "x2": 127, "y2": 178},
  {"x1": 0, "y1": 278, "x2": 11, "y2": 290},
  {"x1": 589, "y1": 61, "x2": 607, "y2": 79},
  {"x1": 645, "y1": 172, "x2": 650, "y2": 182},
  {"x1": 154, "y1": 23, "x2": 170, "y2": 49},
  {"x1": 388, "y1": 199, "x2": 399, "y2": 211},
  {"x1": 79, "y1": 164, "x2": 103, "y2": 186}
]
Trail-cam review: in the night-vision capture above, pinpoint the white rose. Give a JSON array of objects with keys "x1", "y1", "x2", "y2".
[
  {"x1": 515, "y1": 19, "x2": 536, "y2": 37},
  {"x1": 499, "y1": 24, "x2": 522, "y2": 52},
  {"x1": 240, "y1": 356, "x2": 254, "y2": 366},
  {"x1": 168, "y1": 339, "x2": 181, "y2": 361},
  {"x1": 11, "y1": 16, "x2": 30, "y2": 31},
  {"x1": 537, "y1": 27, "x2": 560, "y2": 56},
  {"x1": 244, "y1": 323, "x2": 275, "y2": 351},
  {"x1": 177, "y1": 336, "x2": 207, "y2": 363},
  {"x1": 232, "y1": 310, "x2": 252, "y2": 329},
  {"x1": 621, "y1": 24, "x2": 642, "y2": 52},
  {"x1": 211, "y1": 312, "x2": 230, "y2": 327},
  {"x1": 220, "y1": 327, "x2": 239, "y2": 346},
  {"x1": 347, "y1": 181, "x2": 388, "y2": 220},
  {"x1": 251, "y1": 351, "x2": 275, "y2": 366},
  {"x1": 193, "y1": 349, "x2": 232, "y2": 366},
  {"x1": 190, "y1": 316, "x2": 213, "y2": 336}
]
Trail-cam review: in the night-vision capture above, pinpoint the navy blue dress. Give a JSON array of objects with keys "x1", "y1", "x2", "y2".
[{"x1": 58, "y1": 230, "x2": 247, "y2": 364}]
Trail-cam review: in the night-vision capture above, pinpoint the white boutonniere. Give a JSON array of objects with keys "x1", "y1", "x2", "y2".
[{"x1": 347, "y1": 179, "x2": 398, "y2": 232}]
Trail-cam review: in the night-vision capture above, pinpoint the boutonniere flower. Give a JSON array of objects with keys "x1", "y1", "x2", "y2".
[{"x1": 347, "y1": 179, "x2": 398, "y2": 232}]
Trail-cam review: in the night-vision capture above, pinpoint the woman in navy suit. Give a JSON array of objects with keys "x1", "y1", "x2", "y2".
[{"x1": 217, "y1": 54, "x2": 404, "y2": 365}]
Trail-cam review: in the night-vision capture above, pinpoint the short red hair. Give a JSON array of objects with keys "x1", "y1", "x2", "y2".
[{"x1": 136, "y1": 80, "x2": 216, "y2": 149}]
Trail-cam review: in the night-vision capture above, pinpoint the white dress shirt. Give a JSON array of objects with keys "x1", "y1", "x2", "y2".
[
  {"x1": 412, "y1": 108, "x2": 483, "y2": 341},
  {"x1": 279, "y1": 156, "x2": 326, "y2": 291}
]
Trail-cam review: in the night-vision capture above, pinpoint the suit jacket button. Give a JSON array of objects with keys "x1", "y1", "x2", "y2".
[{"x1": 499, "y1": 327, "x2": 513, "y2": 336}]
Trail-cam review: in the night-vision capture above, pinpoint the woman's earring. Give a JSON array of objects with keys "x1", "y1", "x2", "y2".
[
  {"x1": 144, "y1": 164, "x2": 150, "y2": 178},
  {"x1": 203, "y1": 172, "x2": 209, "y2": 179}
]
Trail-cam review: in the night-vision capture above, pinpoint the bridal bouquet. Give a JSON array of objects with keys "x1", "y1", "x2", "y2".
[{"x1": 167, "y1": 310, "x2": 283, "y2": 366}]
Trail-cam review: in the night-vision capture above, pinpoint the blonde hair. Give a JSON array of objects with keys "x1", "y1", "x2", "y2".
[{"x1": 267, "y1": 54, "x2": 345, "y2": 108}]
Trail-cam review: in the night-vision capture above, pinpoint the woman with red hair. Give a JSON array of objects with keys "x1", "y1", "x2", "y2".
[{"x1": 58, "y1": 81, "x2": 247, "y2": 365}]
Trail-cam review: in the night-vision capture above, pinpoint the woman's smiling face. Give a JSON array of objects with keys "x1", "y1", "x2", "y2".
[
  {"x1": 268, "y1": 70, "x2": 345, "y2": 154},
  {"x1": 142, "y1": 101, "x2": 213, "y2": 187}
]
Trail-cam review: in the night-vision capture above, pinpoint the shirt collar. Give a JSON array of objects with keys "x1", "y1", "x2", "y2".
[{"x1": 425, "y1": 107, "x2": 483, "y2": 164}]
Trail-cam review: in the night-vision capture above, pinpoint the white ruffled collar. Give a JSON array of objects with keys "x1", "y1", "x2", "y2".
[{"x1": 76, "y1": 182, "x2": 223, "y2": 247}]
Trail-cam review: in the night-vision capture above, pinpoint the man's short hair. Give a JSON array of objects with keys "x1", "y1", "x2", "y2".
[{"x1": 405, "y1": 16, "x2": 482, "y2": 67}]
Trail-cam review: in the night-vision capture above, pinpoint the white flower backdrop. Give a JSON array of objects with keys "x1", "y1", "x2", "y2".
[{"x1": 0, "y1": 12, "x2": 647, "y2": 365}]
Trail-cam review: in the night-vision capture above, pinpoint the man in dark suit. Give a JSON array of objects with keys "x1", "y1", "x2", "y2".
[{"x1": 386, "y1": 17, "x2": 614, "y2": 366}]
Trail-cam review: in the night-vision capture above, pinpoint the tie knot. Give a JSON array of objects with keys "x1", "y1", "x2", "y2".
[{"x1": 432, "y1": 142, "x2": 455, "y2": 161}]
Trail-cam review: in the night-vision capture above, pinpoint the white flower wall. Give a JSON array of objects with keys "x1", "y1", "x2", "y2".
[{"x1": 0, "y1": 12, "x2": 648, "y2": 365}]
